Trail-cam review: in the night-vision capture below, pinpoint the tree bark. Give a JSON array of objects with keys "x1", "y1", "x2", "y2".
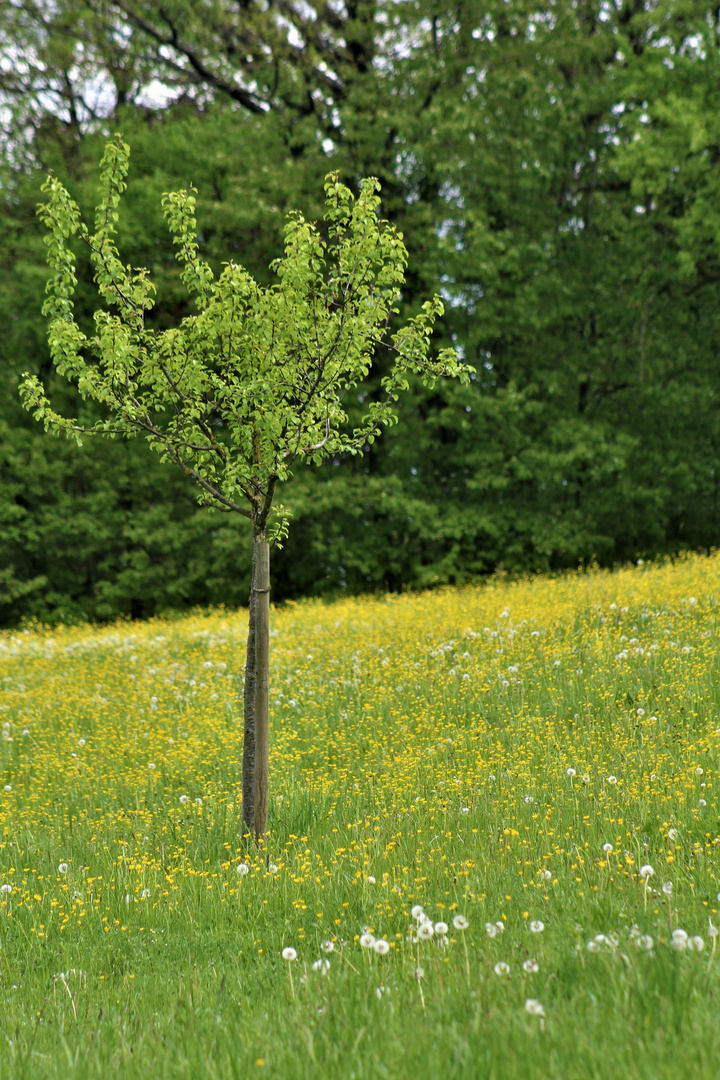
[
  {"x1": 241, "y1": 546, "x2": 257, "y2": 837},
  {"x1": 242, "y1": 533, "x2": 271, "y2": 842},
  {"x1": 252, "y1": 538, "x2": 271, "y2": 841}
]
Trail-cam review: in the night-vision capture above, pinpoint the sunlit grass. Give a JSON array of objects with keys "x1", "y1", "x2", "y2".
[{"x1": 2, "y1": 553, "x2": 720, "y2": 1077}]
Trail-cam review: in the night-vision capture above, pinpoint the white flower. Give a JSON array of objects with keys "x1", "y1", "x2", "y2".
[
  {"x1": 495, "y1": 920, "x2": 505, "y2": 932},
  {"x1": 411, "y1": 905, "x2": 425, "y2": 921},
  {"x1": 662, "y1": 881, "x2": 672, "y2": 896},
  {"x1": 667, "y1": 828, "x2": 678, "y2": 841},
  {"x1": 582, "y1": 774, "x2": 590, "y2": 784},
  {"x1": 417, "y1": 921, "x2": 434, "y2": 941},
  {"x1": 461, "y1": 807, "x2": 470, "y2": 815},
  {"x1": 195, "y1": 797, "x2": 203, "y2": 806},
  {"x1": 376, "y1": 984, "x2": 389, "y2": 999},
  {"x1": 282, "y1": 947, "x2": 297, "y2": 961},
  {"x1": 321, "y1": 940, "x2": 335, "y2": 953},
  {"x1": 587, "y1": 940, "x2": 599, "y2": 952},
  {"x1": 699, "y1": 799, "x2": 707, "y2": 807},
  {"x1": 530, "y1": 921, "x2": 544, "y2": 933},
  {"x1": 636, "y1": 708, "x2": 645, "y2": 717},
  {"x1": 58, "y1": 862, "x2": 69, "y2": 874},
  {"x1": 236, "y1": 863, "x2": 249, "y2": 876},
  {"x1": 453, "y1": 914, "x2": 469, "y2": 931},
  {"x1": 485, "y1": 922, "x2": 498, "y2": 939},
  {"x1": 540, "y1": 869, "x2": 552, "y2": 881},
  {"x1": 636, "y1": 935, "x2": 654, "y2": 951},
  {"x1": 434, "y1": 921, "x2": 448, "y2": 935},
  {"x1": 695, "y1": 767, "x2": 704, "y2": 776},
  {"x1": 78, "y1": 738, "x2": 86, "y2": 747},
  {"x1": 525, "y1": 999, "x2": 545, "y2": 1017},
  {"x1": 141, "y1": 888, "x2": 150, "y2": 899},
  {"x1": 367, "y1": 876, "x2": 376, "y2": 884},
  {"x1": 312, "y1": 958, "x2": 330, "y2": 974},
  {"x1": 603, "y1": 843, "x2": 613, "y2": 853},
  {"x1": 148, "y1": 762, "x2": 156, "y2": 771},
  {"x1": 3, "y1": 785, "x2": 11, "y2": 793},
  {"x1": 0, "y1": 884, "x2": 12, "y2": 895},
  {"x1": 414, "y1": 967, "x2": 424, "y2": 980},
  {"x1": 524, "y1": 795, "x2": 534, "y2": 804},
  {"x1": 360, "y1": 933, "x2": 376, "y2": 949},
  {"x1": 267, "y1": 864, "x2": 278, "y2": 874},
  {"x1": 566, "y1": 768, "x2": 576, "y2": 777},
  {"x1": 494, "y1": 962, "x2": 510, "y2": 975},
  {"x1": 639, "y1": 865, "x2": 654, "y2": 880},
  {"x1": 671, "y1": 929, "x2": 688, "y2": 950},
  {"x1": 688, "y1": 936, "x2": 705, "y2": 952},
  {"x1": 607, "y1": 775, "x2": 617, "y2": 784},
  {"x1": 522, "y1": 959, "x2": 539, "y2": 973},
  {"x1": 179, "y1": 795, "x2": 188, "y2": 804},
  {"x1": 374, "y1": 939, "x2": 390, "y2": 955}
]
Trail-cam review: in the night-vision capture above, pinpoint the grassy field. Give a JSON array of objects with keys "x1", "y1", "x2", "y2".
[{"x1": 2, "y1": 554, "x2": 720, "y2": 1078}]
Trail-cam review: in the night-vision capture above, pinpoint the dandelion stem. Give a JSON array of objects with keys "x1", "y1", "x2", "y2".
[
  {"x1": 706, "y1": 933, "x2": 717, "y2": 977},
  {"x1": 463, "y1": 936, "x2": 471, "y2": 986}
]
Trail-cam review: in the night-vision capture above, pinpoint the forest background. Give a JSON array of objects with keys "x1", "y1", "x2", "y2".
[{"x1": 1, "y1": 0, "x2": 719, "y2": 627}]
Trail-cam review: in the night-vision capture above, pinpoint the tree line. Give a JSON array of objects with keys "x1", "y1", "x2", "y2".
[{"x1": 1, "y1": 1, "x2": 719, "y2": 626}]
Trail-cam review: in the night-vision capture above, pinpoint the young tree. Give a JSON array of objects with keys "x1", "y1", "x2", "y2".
[{"x1": 21, "y1": 135, "x2": 470, "y2": 839}]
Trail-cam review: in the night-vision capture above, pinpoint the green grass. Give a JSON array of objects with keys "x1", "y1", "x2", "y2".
[{"x1": 3, "y1": 555, "x2": 720, "y2": 1078}]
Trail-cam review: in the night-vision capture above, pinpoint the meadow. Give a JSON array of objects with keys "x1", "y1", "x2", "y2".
[{"x1": 2, "y1": 554, "x2": 720, "y2": 1078}]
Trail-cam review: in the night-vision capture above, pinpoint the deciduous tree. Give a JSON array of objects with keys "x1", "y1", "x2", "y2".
[{"x1": 21, "y1": 134, "x2": 469, "y2": 837}]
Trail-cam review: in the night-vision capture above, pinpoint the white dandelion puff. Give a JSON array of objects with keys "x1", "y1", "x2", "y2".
[
  {"x1": 282, "y1": 947, "x2": 297, "y2": 962},
  {"x1": 671, "y1": 929, "x2": 688, "y2": 950}
]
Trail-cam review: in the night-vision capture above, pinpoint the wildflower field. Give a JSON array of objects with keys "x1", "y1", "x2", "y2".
[{"x1": 3, "y1": 554, "x2": 720, "y2": 1078}]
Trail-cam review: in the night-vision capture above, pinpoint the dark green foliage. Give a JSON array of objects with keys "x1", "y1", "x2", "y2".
[{"x1": 2, "y1": 2, "x2": 720, "y2": 624}]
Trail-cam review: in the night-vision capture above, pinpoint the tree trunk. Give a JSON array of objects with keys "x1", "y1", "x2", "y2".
[
  {"x1": 242, "y1": 533, "x2": 271, "y2": 842},
  {"x1": 241, "y1": 548, "x2": 257, "y2": 837}
]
